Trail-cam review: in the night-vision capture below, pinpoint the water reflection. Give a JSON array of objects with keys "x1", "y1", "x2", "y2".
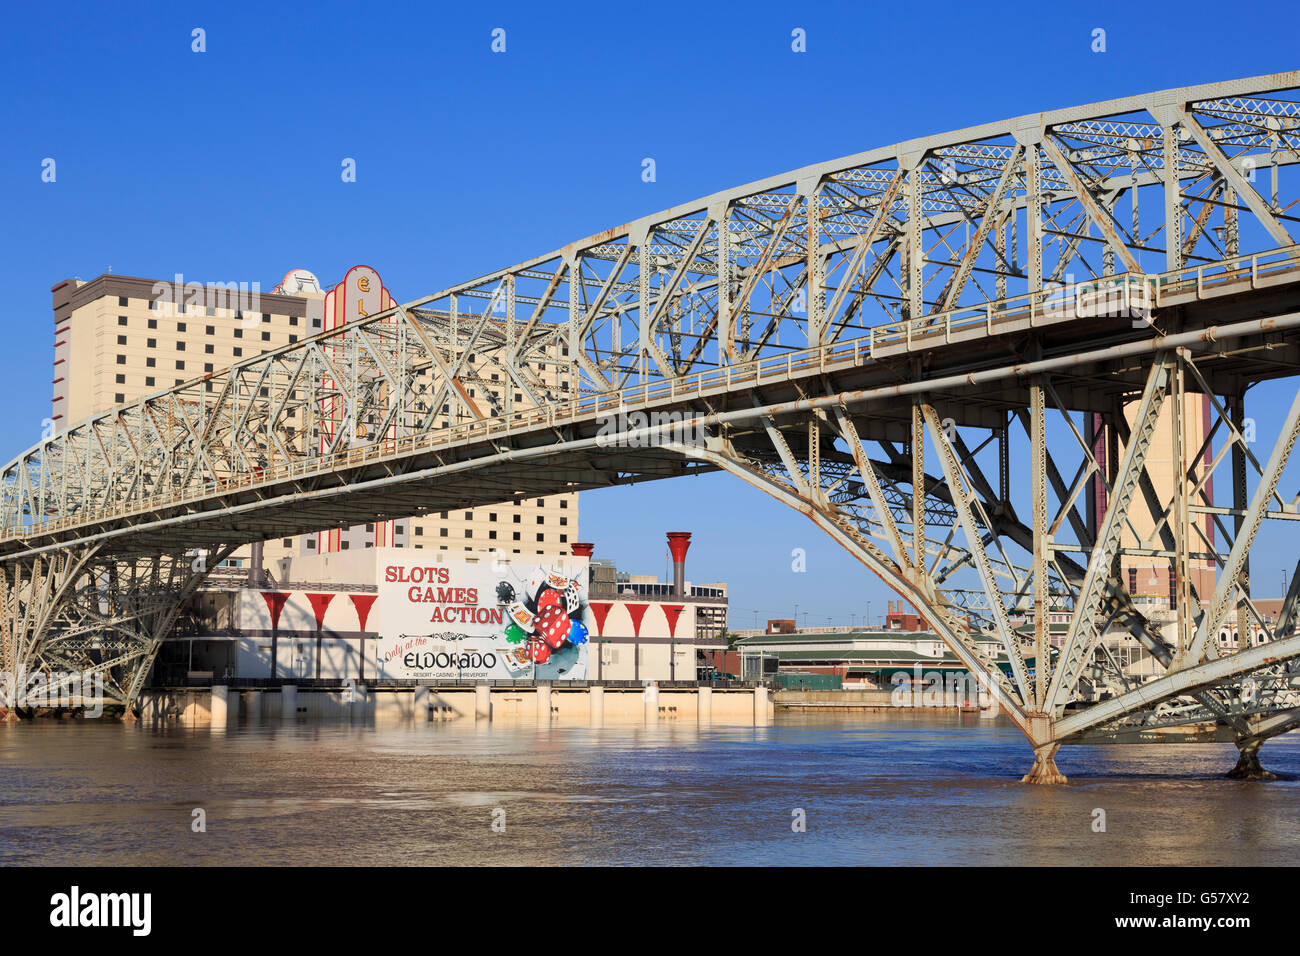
[{"x1": 1, "y1": 712, "x2": 1297, "y2": 865}]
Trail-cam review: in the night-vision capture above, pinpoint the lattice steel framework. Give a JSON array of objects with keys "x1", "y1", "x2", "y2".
[{"x1": 3, "y1": 73, "x2": 1300, "y2": 779}]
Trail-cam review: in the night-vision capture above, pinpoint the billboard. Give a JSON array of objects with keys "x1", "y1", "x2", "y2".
[{"x1": 373, "y1": 551, "x2": 593, "y2": 680}]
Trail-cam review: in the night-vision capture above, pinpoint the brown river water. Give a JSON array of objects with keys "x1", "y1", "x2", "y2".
[{"x1": 1, "y1": 712, "x2": 1297, "y2": 865}]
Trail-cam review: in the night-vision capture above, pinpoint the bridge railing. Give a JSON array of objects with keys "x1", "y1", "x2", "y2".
[{"x1": 5, "y1": 245, "x2": 1299, "y2": 541}]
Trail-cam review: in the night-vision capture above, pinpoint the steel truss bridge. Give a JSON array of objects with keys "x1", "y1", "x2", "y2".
[{"x1": 4, "y1": 73, "x2": 1300, "y2": 782}]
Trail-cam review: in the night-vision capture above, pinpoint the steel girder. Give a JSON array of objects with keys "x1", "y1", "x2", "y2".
[{"x1": 0, "y1": 544, "x2": 236, "y2": 713}]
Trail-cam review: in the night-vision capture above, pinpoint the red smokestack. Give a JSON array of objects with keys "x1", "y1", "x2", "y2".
[
  {"x1": 666, "y1": 532, "x2": 691, "y2": 597},
  {"x1": 570, "y1": 542, "x2": 595, "y2": 558}
]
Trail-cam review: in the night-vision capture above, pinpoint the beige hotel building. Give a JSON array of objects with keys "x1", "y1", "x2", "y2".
[{"x1": 50, "y1": 265, "x2": 577, "y2": 574}]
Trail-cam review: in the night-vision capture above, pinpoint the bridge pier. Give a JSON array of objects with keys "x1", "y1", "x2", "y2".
[
  {"x1": 1226, "y1": 740, "x2": 1277, "y2": 781},
  {"x1": 1022, "y1": 743, "x2": 1067, "y2": 785}
]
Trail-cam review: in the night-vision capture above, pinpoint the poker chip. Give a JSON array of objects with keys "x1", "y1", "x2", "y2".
[
  {"x1": 504, "y1": 622, "x2": 527, "y2": 645},
  {"x1": 496, "y1": 581, "x2": 516, "y2": 605},
  {"x1": 568, "y1": 620, "x2": 589, "y2": 646}
]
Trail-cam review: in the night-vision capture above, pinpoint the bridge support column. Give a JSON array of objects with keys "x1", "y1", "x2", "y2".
[
  {"x1": 414, "y1": 686, "x2": 430, "y2": 722},
  {"x1": 698, "y1": 685, "x2": 712, "y2": 723},
  {"x1": 475, "y1": 683, "x2": 491, "y2": 720},
  {"x1": 281, "y1": 684, "x2": 297, "y2": 719},
  {"x1": 210, "y1": 685, "x2": 228, "y2": 730},
  {"x1": 644, "y1": 682, "x2": 659, "y2": 722},
  {"x1": 536, "y1": 684, "x2": 551, "y2": 721},
  {"x1": 1022, "y1": 743, "x2": 1067, "y2": 785},
  {"x1": 1227, "y1": 739, "x2": 1277, "y2": 781},
  {"x1": 589, "y1": 685, "x2": 604, "y2": 725}
]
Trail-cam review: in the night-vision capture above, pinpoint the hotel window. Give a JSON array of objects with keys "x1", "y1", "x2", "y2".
[
  {"x1": 394, "y1": 526, "x2": 403, "y2": 535},
  {"x1": 233, "y1": 347, "x2": 242, "y2": 357},
  {"x1": 205, "y1": 344, "x2": 214, "y2": 354},
  {"x1": 234, "y1": 328, "x2": 243, "y2": 338},
  {"x1": 536, "y1": 533, "x2": 544, "y2": 542},
  {"x1": 282, "y1": 539, "x2": 292, "y2": 547},
  {"x1": 148, "y1": 318, "x2": 157, "y2": 329},
  {"x1": 306, "y1": 539, "x2": 316, "y2": 549},
  {"x1": 206, "y1": 326, "x2": 215, "y2": 335},
  {"x1": 464, "y1": 511, "x2": 472, "y2": 520},
  {"x1": 146, "y1": 357, "x2": 155, "y2": 367},
  {"x1": 513, "y1": 532, "x2": 520, "y2": 541},
  {"x1": 312, "y1": 318, "x2": 321, "y2": 328},
  {"x1": 365, "y1": 523, "x2": 374, "y2": 532},
  {"x1": 560, "y1": 499, "x2": 568, "y2": 508},
  {"x1": 116, "y1": 355, "x2": 126, "y2": 364},
  {"x1": 176, "y1": 360, "x2": 184, "y2": 370},
  {"x1": 289, "y1": 316, "x2": 298, "y2": 326},
  {"x1": 203, "y1": 362, "x2": 214, "y2": 373},
  {"x1": 262, "y1": 313, "x2": 271, "y2": 323},
  {"x1": 115, "y1": 392, "x2": 124, "y2": 403},
  {"x1": 489, "y1": 530, "x2": 497, "y2": 540},
  {"x1": 118, "y1": 316, "x2": 128, "y2": 326},
  {"x1": 146, "y1": 338, "x2": 156, "y2": 348},
  {"x1": 488, "y1": 512, "x2": 497, "y2": 521},
  {"x1": 464, "y1": 529, "x2": 472, "y2": 538},
  {"x1": 288, "y1": 334, "x2": 297, "y2": 344},
  {"x1": 261, "y1": 331, "x2": 271, "y2": 341},
  {"x1": 145, "y1": 377, "x2": 155, "y2": 387},
  {"x1": 177, "y1": 322, "x2": 186, "y2": 333},
  {"x1": 414, "y1": 527, "x2": 423, "y2": 536},
  {"x1": 148, "y1": 300, "x2": 157, "y2": 311},
  {"x1": 439, "y1": 528, "x2": 448, "y2": 537},
  {"x1": 176, "y1": 341, "x2": 185, "y2": 351},
  {"x1": 117, "y1": 335, "x2": 127, "y2": 345},
  {"x1": 341, "y1": 541, "x2": 350, "y2": 550},
  {"x1": 559, "y1": 534, "x2": 567, "y2": 543},
  {"x1": 536, "y1": 516, "x2": 544, "y2": 525},
  {"x1": 118, "y1": 296, "x2": 128, "y2": 307},
  {"x1": 115, "y1": 373, "x2": 125, "y2": 384}
]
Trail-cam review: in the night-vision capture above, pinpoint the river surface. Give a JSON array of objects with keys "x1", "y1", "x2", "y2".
[{"x1": 1, "y1": 712, "x2": 1297, "y2": 866}]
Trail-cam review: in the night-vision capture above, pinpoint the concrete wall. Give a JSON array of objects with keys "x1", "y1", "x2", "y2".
[{"x1": 140, "y1": 685, "x2": 772, "y2": 726}]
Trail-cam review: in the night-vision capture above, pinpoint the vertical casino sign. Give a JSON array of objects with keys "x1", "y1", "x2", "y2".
[
  {"x1": 321, "y1": 266, "x2": 398, "y2": 552},
  {"x1": 373, "y1": 550, "x2": 594, "y2": 680}
]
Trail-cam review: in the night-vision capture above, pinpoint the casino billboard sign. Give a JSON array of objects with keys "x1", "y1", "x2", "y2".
[{"x1": 372, "y1": 550, "x2": 593, "y2": 680}]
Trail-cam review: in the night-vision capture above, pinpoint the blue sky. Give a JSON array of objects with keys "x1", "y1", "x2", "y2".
[{"x1": 1, "y1": 0, "x2": 1297, "y2": 628}]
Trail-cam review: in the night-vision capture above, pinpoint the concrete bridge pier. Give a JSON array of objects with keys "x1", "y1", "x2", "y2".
[
  {"x1": 210, "y1": 685, "x2": 228, "y2": 731},
  {"x1": 589, "y1": 685, "x2": 604, "y2": 725},
  {"x1": 475, "y1": 683, "x2": 491, "y2": 720},
  {"x1": 1227, "y1": 739, "x2": 1278, "y2": 781},
  {"x1": 644, "y1": 682, "x2": 659, "y2": 722},
  {"x1": 536, "y1": 684, "x2": 551, "y2": 721},
  {"x1": 698, "y1": 686, "x2": 712, "y2": 723},
  {"x1": 414, "y1": 686, "x2": 430, "y2": 722},
  {"x1": 281, "y1": 684, "x2": 297, "y2": 719},
  {"x1": 1022, "y1": 743, "x2": 1067, "y2": 785}
]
